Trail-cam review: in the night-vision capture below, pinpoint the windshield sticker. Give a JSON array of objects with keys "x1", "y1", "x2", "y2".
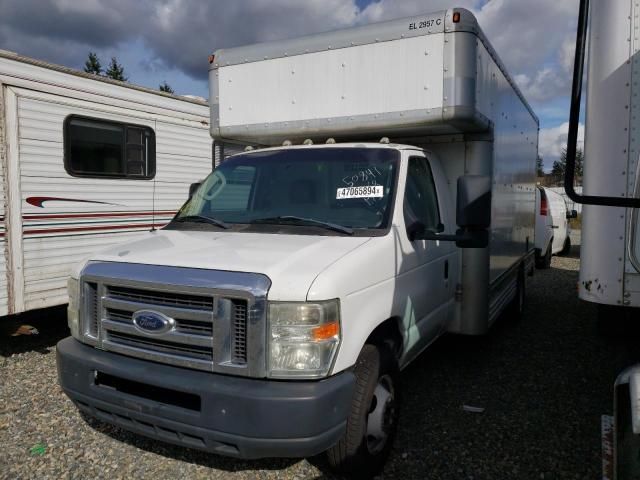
[
  {"x1": 337, "y1": 186, "x2": 384, "y2": 199},
  {"x1": 342, "y1": 166, "x2": 383, "y2": 186}
]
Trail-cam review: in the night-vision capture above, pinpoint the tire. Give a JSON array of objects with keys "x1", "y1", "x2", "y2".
[
  {"x1": 536, "y1": 242, "x2": 552, "y2": 269},
  {"x1": 327, "y1": 344, "x2": 399, "y2": 479},
  {"x1": 507, "y1": 268, "x2": 526, "y2": 320},
  {"x1": 559, "y1": 237, "x2": 571, "y2": 256}
]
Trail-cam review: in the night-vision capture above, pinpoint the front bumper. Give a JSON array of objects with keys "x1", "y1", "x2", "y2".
[{"x1": 56, "y1": 337, "x2": 355, "y2": 459}]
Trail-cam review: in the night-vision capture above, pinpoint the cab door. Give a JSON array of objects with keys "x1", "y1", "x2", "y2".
[{"x1": 396, "y1": 152, "x2": 456, "y2": 364}]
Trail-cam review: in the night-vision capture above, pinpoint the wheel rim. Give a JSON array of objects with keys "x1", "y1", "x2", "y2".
[{"x1": 366, "y1": 374, "x2": 396, "y2": 455}]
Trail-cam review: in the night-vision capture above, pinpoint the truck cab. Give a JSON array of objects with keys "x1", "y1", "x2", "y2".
[
  {"x1": 158, "y1": 142, "x2": 460, "y2": 372},
  {"x1": 57, "y1": 142, "x2": 463, "y2": 466}
]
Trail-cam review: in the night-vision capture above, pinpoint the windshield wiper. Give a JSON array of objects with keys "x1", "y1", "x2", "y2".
[
  {"x1": 172, "y1": 215, "x2": 231, "y2": 229},
  {"x1": 250, "y1": 216, "x2": 354, "y2": 235}
]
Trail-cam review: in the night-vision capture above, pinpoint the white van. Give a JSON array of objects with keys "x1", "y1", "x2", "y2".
[
  {"x1": 57, "y1": 8, "x2": 538, "y2": 477},
  {"x1": 534, "y1": 186, "x2": 576, "y2": 268}
]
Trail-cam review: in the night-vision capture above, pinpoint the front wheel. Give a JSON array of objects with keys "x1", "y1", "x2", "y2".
[{"x1": 326, "y1": 344, "x2": 399, "y2": 479}]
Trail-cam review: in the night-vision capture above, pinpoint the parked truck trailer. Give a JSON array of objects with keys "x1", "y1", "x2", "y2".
[
  {"x1": 0, "y1": 50, "x2": 212, "y2": 317},
  {"x1": 57, "y1": 8, "x2": 538, "y2": 477},
  {"x1": 564, "y1": 0, "x2": 640, "y2": 477}
]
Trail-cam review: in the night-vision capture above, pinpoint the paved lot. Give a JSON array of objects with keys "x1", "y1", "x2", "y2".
[{"x1": 1, "y1": 235, "x2": 639, "y2": 479}]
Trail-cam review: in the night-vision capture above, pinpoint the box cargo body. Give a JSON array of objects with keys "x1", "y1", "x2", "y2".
[
  {"x1": 580, "y1": 0, "x2": 640, "y2": 308},
  {"x1": 211, "y1": 9, "x2": 536, "y2": 147},
  {"x1": 0, "y1": 51, "x2": 212, "y2": 316},
  {"x1": 572, "y1": 1, "x2": 640, "y2": 477},
  {"x1": 210, "y1": 8, "x2": 539, "y2": 333}
]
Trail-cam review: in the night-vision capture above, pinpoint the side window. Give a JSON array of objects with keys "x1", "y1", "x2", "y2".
[
  {"x1": 64, "y1": 115, "x2": 155, "y2": 179},
  {"x1": 404, "y1": 156, "x2": 441, "y2": 233}
]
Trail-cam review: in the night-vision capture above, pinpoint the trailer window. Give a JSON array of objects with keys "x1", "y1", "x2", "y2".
[
  {"x1": 404, "y1": 157, "x2": 441, "y2": 232},
  {"x1": 64, "y1": 116, "x2": 155, "y2": 179}
]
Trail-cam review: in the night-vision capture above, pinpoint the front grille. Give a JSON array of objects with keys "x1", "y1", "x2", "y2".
[
  {"x1": 83, "y1": 282, "x2": 250, "y2": 372},
  {"x1": 106, "y1": 308, "x2": 214, "y2": 337},
  {"x1": 86, "y1": 282, "x2": 99, "y2": 337},
  {"x1": 107, "y1": 331, "x2": 214, "y2": 362},
  {"x1": 176, "y1": 319, "x2": 213, "y2": 336},
  {"x1": 79, "y1": 263, "x2": 269, "y2": 378},
  {"x1": 108, "y1": 285, "x2": 213, "y2": 310},
  {"x1": 231, "y1": 300, "x2": 247, "y2": 364}
]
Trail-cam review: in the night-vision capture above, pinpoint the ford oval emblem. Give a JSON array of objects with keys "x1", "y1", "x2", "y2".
[{"x1": 132, "y1": 310, "x2": 175, "y2": 335}]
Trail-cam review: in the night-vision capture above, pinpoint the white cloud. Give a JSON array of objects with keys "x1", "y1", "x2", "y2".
[
  {"x1": 0, "y1": 0, "x2": 582, "y2": 119},
  {"x1": 475, "y1": 0, "x2": 577, "y2": 71},
  {"x1": 539, "y1": 121, "x2": 584, "y2": 169},
  {"x1": 474, "y1": 0, "x2": 578, "y2": 103},
  {"x1": 356, "y1": 0, "x2": 580, "y2": 104},
  {"x1": 514, "y1": 68, "x2": 568, "y2": 103}
]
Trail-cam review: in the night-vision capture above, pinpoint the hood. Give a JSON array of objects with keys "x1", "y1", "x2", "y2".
[{"x1": 85, "y1": 229, "x2": 371, "y2": 300}]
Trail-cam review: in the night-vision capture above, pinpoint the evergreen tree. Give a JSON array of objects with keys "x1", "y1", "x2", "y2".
[
  {"x1": 84, "y1": 52, "x2": 102, "y2": 75},
  {"x1": 105, "y1": 57, "x2": 127, "y2": 81},
  {"x1": 159, "y1": 81, "x2": 175, "y2": 94},
  {"x1": 554, "y1": 147, "x2": 584, "y2": 178},
  {"x1": 536, "y1": 156, "x2": 544, "y2": 177},
  {"x1": 550, "y1": 159, "x2": 565, "y2": 178}
]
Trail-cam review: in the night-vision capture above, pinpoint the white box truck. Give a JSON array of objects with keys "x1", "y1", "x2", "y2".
[
  {"x1": 0, "y1": 50, "x2": 212, "y2": 317},
  {"x1": 57, "y1": 8, "x2": 538, "y2": 477},
  {"x1": 564, "y1": 1, "x2": 640, "y2": 477}
]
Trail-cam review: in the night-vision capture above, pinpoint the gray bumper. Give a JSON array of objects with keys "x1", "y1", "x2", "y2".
[{"x1": 56, "y1": 337, "x2": 355, "y2": 459}]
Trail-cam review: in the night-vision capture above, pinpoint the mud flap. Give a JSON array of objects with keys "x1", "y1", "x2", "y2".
[{"x1": 614, "y1": 367, "x2": 640, "y2": 479}]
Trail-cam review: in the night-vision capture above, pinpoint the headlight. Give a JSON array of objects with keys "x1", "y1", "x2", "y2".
[
  {"x1": 67, "y1": 277, "x2": 81, "y2": 340},
  {"x1": 268, "y1": 300, "x2": 340, "y2": 379}
]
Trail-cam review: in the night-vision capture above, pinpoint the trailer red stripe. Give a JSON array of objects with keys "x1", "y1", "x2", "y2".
[
  {"x1": 23, "y1": 211, "x2": 177, "y2": 220},
  {"x1": 23, "y1": 223, "x2": 159, "y2": 235},
  {"x1": 26, "y1": 196, "x2": 120, "y2": 208}
]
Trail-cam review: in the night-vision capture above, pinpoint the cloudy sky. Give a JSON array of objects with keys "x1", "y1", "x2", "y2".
[{"x1": 0, "y1": 0, "x2": 581, "y2": 170}]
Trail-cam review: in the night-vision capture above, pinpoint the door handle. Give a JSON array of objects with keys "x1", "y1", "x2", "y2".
[{"x1": 444, "y1": 260, "x2": 449, "y2": 280}]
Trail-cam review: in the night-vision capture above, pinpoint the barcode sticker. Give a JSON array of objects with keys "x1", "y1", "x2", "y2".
[{"x1": 336, "y1": 186, "x2": 383, "y2": 199}]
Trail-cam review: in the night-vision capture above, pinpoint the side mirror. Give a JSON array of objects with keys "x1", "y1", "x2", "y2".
[
  {"x1": 407, "y1": 175, "x2": 491, "y2": 249},
  {"x1": 407, "y1": 221, "x2": 425, "y2": 242},
  {"x1": 456, "y1": 175, "x2": 492, "y2": 229},
  {"x1": 407, "y1": 222, "x2": 444, "y2": 241},
  {"x1": 189, "y1": 182, "x2": 202, "y2": 198},
  {"x1": 455, "y1": 175, "x2": 491, "y2": 248},
  {"x1": 566, "y1": 209, "x2": 578, "y2": 219}
]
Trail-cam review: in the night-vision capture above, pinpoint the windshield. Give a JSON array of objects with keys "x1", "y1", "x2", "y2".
[{"x1": 174, "y1": 147, "x2": 399, "y2": 233}]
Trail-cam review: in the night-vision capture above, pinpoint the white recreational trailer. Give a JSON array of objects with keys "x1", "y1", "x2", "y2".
[{"x1": 0, "y1": 50, "x2": 212, "y2": 317}]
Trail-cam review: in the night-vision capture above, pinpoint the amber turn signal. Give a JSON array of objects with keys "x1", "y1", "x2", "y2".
[{"x1": 312, "y1": 321, "x2": 340, "y2": 341}]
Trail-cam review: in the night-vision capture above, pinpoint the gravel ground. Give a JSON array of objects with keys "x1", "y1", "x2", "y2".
[{"x1": 1, "y1": 233, "x2": 639, "y2": 479}]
